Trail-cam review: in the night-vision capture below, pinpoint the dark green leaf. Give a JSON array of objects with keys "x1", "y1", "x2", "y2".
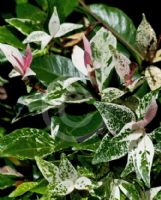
[
  {"x1": 0, "y1": 128, "x2": 56, "y2": 159},
  {"x1": 32, "y1": 54, "x2": 84, "y2": 84},
  {"x1": 0, "y1": 26, "x2": 24, "y2": 49},
  {"x1": 0, "y1": 174, "x2": 15, "y2": 189}
]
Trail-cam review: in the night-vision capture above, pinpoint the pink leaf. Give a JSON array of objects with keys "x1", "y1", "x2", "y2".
[
  {"x1": 83, "y1": 35, "x2": 92, "y2": 65},
  {"x1": 23, "y1": 44, "x2": 32, "y2": 73},
  {"x1": 124, "y1": 63, "x2": 137, "y2": 86}
]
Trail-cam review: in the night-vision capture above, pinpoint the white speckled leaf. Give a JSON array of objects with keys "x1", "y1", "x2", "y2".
[
  {"x1": 90, "y1": 27, "x2": 117, "y2": 90},
  {"x1": 35, "y1": 157, "x2": 60, "y2": 184},
  {"x1": 136, "y1": 14, "x2": 157, "y2": 57},
  {"x1": 48, "y1": 7, "x2": 60, "y2": 37},
  {"x1": 121, "y1": 152, "x2": 134, "y2": 177},
  {"x1": 55, "y1": 23, "x2": 83, "y2": 38},
  {"x1": 9, "y1": 182, "x2": 39, "y2": 197},
  {"x1": 48, "y1": 180, "x2": 74, "y2": 196},
  {"x1": 101, "y1": 87, "x2": 125, "y2": 102},
  {"x1": 75, "y1": 177, "x2": 92, "y2": 190},
  {"x1": 59, "y1": 154, "x2": 78, "y2": 182},
  {"x1": 94, "y1": 102, "x2": 135, "y2": 135},
  {"x1": 23, "y1": 31, "x2": 52, "y2": 49},
  {"x1": 145, "y1": 66, "x2": 161, "y2": 91},
  {"x1": 132, "y1": 134, "x2": 154, "y2": 188}
]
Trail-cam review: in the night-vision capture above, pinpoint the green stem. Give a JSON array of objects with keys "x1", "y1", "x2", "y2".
[{"x1": 79, "y1": 0, "x2": 145, "y2": 61}]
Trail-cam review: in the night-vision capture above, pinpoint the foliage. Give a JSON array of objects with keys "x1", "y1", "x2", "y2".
[{"x1": 0, "y1": 0, "x2": 161, "y2": 199}]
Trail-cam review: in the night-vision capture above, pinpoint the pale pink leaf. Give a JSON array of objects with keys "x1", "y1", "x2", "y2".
[
  {"x1": 48, "y1": 7, "x2": 60, "y2": 37},
  {"x1": 82, "y1": 35, "x2": 92, "y2": 65},
  {"x1": 23, "y1": 44, "x2": 32, "y2": 72},
  {"x1": 0, "y1": 43, "x2": 24, "y2": 75}
]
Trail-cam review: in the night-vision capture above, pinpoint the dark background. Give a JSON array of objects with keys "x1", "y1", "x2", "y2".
[{"x1": 0, "y1": 0, "x2": 160, "y2": 35}]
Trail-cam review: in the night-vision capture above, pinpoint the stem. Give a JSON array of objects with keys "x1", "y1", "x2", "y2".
[{"x1": 79, "y1": 0, "x2": 145, "y2": 61}]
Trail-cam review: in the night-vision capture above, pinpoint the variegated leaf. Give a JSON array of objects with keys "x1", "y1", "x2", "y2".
[
  {"x1": 35, "y1": 157, "x2": 60, "y2": 184},
  {"x1": 146, "y1": 186, "x2": 161, "y2": 200},
  {"x1": 101, "y1": 87, "x2": 125, "y2": 102},
  {"x1": 145, "y1": 66, "x2": 161, "y2": 91},
  {"x1": 136, "y1": 91, "x2": 158, "y2": 120},
  {"x1": 153, "y1": 49, "x2": 161, "y2": 63},
  {"x1": 59, "y1": 154, "x2": 78, "y2": 182},
  {"x1": 48, "y1": 7, "x2": 60, "y2": 37},
  {"x1": 110, "y1": 46, "x2": 131, "y2": 82},
  {"x1": 55, "y1": 23, "x2": 83, "y2": 38},
  {"x1": 90, "y1": 27, "x2": 117, "y2": 90},
  {"x1": 132, "y1": 134, "x2": 154, "y2": 188},
  {"x1": 75, "y1": 177, "x2": 92, "y2": 190},
  {"x1": 23, "y1": 31, "x2": 52, "y2": 49},
  {"x1": 48, "y1": 180, "x2": 74, "y2": 196},
  {"x1": 94, "y1": 102, "x2": 135, "y2": 135},
  {"x1": 136, "y1": 14, "x2": 157, "y2": 58},
  {"x1": 109, "y1": 181, "x2": 120, "y2": 200},
  {"x1": 121, "y1": 152, "x2": 134, "y2": 177},
  {"x1": 119, "y1": 180, "x2": 140, "y2": 200}
]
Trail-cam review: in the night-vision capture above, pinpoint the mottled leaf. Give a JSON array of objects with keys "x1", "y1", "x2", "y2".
[
  {"x1": 0, "y1": 128, "x2": 56, "y2": 159},
  {"x1": 101, "y1": 87, "x2": 125, "y2": 102},
  {"x1": 94, "y1": 102, "x2": 135, "y2": 135},
  {"x1": 145, "y1": 66, "x2": 161, "y2": 91}
]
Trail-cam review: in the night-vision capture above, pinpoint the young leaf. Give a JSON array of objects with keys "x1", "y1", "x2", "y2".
[
  {"x1": 0, "y1": 128, "x2": 56, "y2": 159},
  {"x1": 136, "y1": 14, "x2": 157, "y2": 59},
  {"x1": 48, "y1": 7, "x2": 60, "y2": 37},
  {"x1": 109, "y1": 183, "x2": 120, "y2": 200},
  {"x1": 132, "y1": 134, "x2": 154, "y2": 188},
  {"x1": 146, "y1": 186, "x2": 161, "y2": 200},
  {"x1": 35, "y1": 157, "x2": 60, "y2": 184},
  {"x1": 74, "y1": 177, "x2": 92, "y2": 190},
  {"x1": 9, "y1": 182, "x2": 39, "y2": 197},
  {"x1": 94, "y1": 102, "x2": 135, "y2": 135},
  {"x1": 145, "y1": 66, "x2": 161, "y2": 91}
]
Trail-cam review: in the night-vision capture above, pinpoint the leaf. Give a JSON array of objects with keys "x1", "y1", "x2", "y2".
[
  {"x1": 23, "y1": 31, "x2": 52, "y2": 49},
  {"x1": 48, "y1": 180, "x2": 74, "y2": 196},
  {"x1": 55, "y1": 23, "x2": 83, "y2": 38},
  {"x1": 48, "y1": 0, "x2": 78, "y2": 21},
  {"x1": 0, "y1": 174, "x2": 15, "y2": 189},
  {"x1": 32, "y1": 54, "x2": 84, "y2": 84},
  {"x1": 90, "y1": 27, "x2": 117, "y2": 90},
  {"x1": 0, "y1": 166, "x2": 23, "y2": 177},
  {"x1": 35, "y1": 157, "x2": 60, "y2": 184},
  {"x1": 110, "y1": 182, "x2": 120, "y2": 200},
  {"x1": 59, "y1": 154, "x2": 78, "y2": 181},
  {"x1": 90, "y1": 4, "x2": 136, "y2": 45},
  {"x1": 136, "y1": 91, "x2": 158, "y2": 120},
  {"x1": 119, "y1": 180, "x2": 140, "y2": 200},
  {"x1": 92, "y1": 122, "x2": 143, "y2": 164},
  {"x1": 0, "y1": 128, "x2": 56, "y2": 159},
  {"x1": 101, "y1": 87, "x2": 125, "y2": 102},
  {"x1": 6, "y1": 18, "x2": 40, "y2": 36},
  {"x1": 75, "y1": 177, "x2": 92, "y2": 190},
  {"x1": 9, "y1": 182, "x2": 39, "y2": 197},
  {"x1": 48, "y1": 7, "x2": 60, "y2": 37},
  {"x1": 136, "y1": 14, "x2": 157, "y2": 58},
  {"x1": 145, "y1": 66, "x2": 161, "y2": 91},
  {"x1": 16, "y1": 3, "x2": 46, "y2": 21},
  {"x1": 0, "y1": 26, "x2": 24, "y2": 49},
  {"x1": 132, "y1": 134, "x2": 154, "y2": 187},
  {"x1": 146, "y1": 186, "x2": 161, "y2": 200},
  {"x1": 94, "y1": 102, "x2": 135, "y2": 135},
  {"x1": 121, "y1": 152, "x2": 134, "y2": 177}
]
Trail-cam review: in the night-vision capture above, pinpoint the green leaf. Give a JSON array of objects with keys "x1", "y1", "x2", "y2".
[
  {"x1": 35, "y1": 157, "x2": 60, "y2": 184},
  {"x1": 0, "y1": 128, "x2": 56, "y2": 159},
  {"x1": 0, "y1": 76, "x2": 8, "y2": 86},
  {"x1": 9, "y1": 182, "x2": 39, "y2": 197},
  {"x1": 6, "y1": 18, "x2": 41, "y2": 36},
  {"x1": 136, "y1": 14, "x2": 157, "y2": 59},
  {"x1": 94, "y1": 102, "x2": 135, "y2": 135},
  {"x1": 132, "y1": 135, "x2": 154, "y2": 188},
  {"x1": 90, "y1": 27, "x2": 116, "y2": 91},
  {"x1": 0, "y1": 174, "x2": 15, "y2": 189},
  {"x1": 0, "y1": 26, "x2": 24, "y2": 49},
  {"x1": 89, "y1": 4, "x2": 136, "y2": 48},
  {"x1": 16, "y1": 3, "x2": 46, "y2": 21},
  {"x1": 32, "y1": 54, "x2": 84, "y2": 84},
  {"x1": 48, "y1": 0, "x2": 78, "y2": 21}
]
